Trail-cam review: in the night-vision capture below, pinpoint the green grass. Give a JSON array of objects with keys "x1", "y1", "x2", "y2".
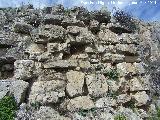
[
  {"x1": 104, "y1": 68, "x2": 119, "y2": 80},
  {"x1": 148, "y1": 106, "x2": 160, "y2": 120},
  {"x1": 0, "y1": 95, "x2": 18, "y2": 120},
  {"x1": 30, "y1": 101, "x2": 42, "y2": 110},
  {"x1": 114, "y1": 114, "x2": 127, "y2": 120}
]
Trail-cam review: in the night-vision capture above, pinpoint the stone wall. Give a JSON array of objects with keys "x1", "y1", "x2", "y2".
[{"x1": 0, "y1": 4, "x2": 158, "y2": 120}]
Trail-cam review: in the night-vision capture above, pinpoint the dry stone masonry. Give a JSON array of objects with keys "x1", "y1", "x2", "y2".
[{"x1": 0, "y1": 4, "x2": 160, "y2": 120}]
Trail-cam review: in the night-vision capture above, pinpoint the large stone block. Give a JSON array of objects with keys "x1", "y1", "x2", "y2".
[
  {"x1": 66, "y1": 71, "x2": 85, "y2": 97},
  {"x1": 65, "y1": 96, "x2": 95, "y2": 112},
  {"x1": 29, "y1": 80, "x2": 66, "y2": 104},
  {"x1": 102, "y1": 53, "x2": 125, "y2": 63},
  {"x1": 0, "y1": 80, "x2": 29, "y2": 104},
  {"x1": 43, "y1": 60, "x2": 78, "y2": 69},
  {"x1": 14, "y1": 60, "x2": 35, "y2": 80},
  {"x1": 14, "y1": 22, "x2": 32, "y2": 34},
  {"x1": 86, "y1": 74, "x2": 108, "y2": 98}
]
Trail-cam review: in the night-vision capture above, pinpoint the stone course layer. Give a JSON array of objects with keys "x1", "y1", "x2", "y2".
[{"x1": 0, "y1": 4, "x2": 160, "y2": 120}]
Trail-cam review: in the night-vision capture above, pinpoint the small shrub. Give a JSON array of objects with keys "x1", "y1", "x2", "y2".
[
  {"x1": 148, "y1": 106, "x2": 160, "y2": 120},
  {"x1": 30, "y1": 101, "x2": 42, "y2": 110},
  {"x1": 113, "y1": 10, "x2": 137, "y2": 32},
  {"x1": 0, "y1": 95, "x2": 18, "y2": 120},
  {"x1": 107, "y1": 90, "x2": 119, "y2": 99},
  {"x1": 105, "y1": 68, "x2": 119, "y2": 80},
  {"x1": 114, "y1": 114, "x2": 127, "y2": 120}
]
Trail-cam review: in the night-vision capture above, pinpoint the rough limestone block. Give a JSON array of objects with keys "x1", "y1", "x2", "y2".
[
  {"x1": 117, "y1": 94, "x2": 131, "y2": 104},
  {"x1": 132, "y1": 91, "x2": 150, "y2": 106},
  {"x1": 32, "y1": 106, "x2": 71, "y2": 120},
  {"x1": 96, "y1": 97, "x2": 117, "y2": 108},
  {"x1": 116, "y1": 62, "x2": 145, "y2": 76},
  {"x1": 66, "y1": 71, "x2": 85, "y2": 97},
  {"x1": 66, "y1": 96, "x2": 95, "y2": 112},
  {"x1": 115, "y1": 44, "x2": 138, "y2": 55},
  {"x1": 14, "y1": 60, "x2": 35, "y2": 80},
  {"x1": 14, "y1": 22, "x2": 32, "y2": 34},
  {"x1": 86, "y1": 74, "x2": 108, "y2": 98},
  {"x1": 29, "y1": 80, "x2": 66, "y2": 104},
  {"x1": 0, "y1": 80, "x2": 29, "y2": 104},
  {"x1": 43, "y1": 60, "x2": 78, "y2": 69},
  {"x1": 98, "y1": 29, "x2": 119, "y2": 44},
  {"x1": 102, "y1": 53, "x2": 125, "y2": 63},
  {"x1": 47, "y1": 43, "x2": 67, "y2": 53}
]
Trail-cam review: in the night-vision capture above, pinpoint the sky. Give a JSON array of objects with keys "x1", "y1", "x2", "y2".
[{"x1": 0, "y1": 0, "x2": 160, "y2": 22}]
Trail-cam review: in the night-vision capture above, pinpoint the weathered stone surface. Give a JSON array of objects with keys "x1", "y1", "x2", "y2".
[
  {"x1": 102, "y1": 53, "x2": 125, "y2": 63},
  {"x1": 116, "y1": 106, "x2": 141, "y2": 120},
  {"x1": 47, "y1": 43, "x2": 67, "y2": 53},
  {"x1": 0, "y1": 80, "x2": 29, "y2": 104},
  {"x1": 78, "y1": 60, "x2": 91, "y2": 69},
  {"x1": 98, "y1": 29, "x2": 119, "y2": 44},
  {"x1": 66, "y1": 96, "x2": 95, "y2": 112},
  {"x1": 62, "y1": 17, "x2": 85, "y2": 27},
  {"x1": 43, "y1": 60, "x2": 78, "y2": 68},
  {"x1": 96, "y1": 97, "x2": 117, "y2": 108},
  {"x1": 29, "y1": 80, "x2": 66, "y2": 104},
  {"x1": 66, "y1": 71, "x2": 85, "y2": 97},
  {"x1": 14, "y1": 22, "x2": 32, "y2": 34},
  {"x1": 86, "y1": 74, "x2": 108, "y2": 98},
  {"x1": 89, "y1": 19, "x2": 100, "y2": 33},
  {"x1": 132, "y1": 91, "x2": 150, "y2": 106},
  {"x1": 70, "y1": 53, "x2": 88, "y2": 60},
  {"x1": 14, "y1": 60, "x2": 35, "y2": 80},
  {"x1": 117, "y1": 94, "x2": 131, "y2": 104},
  {"x1": 37, "y1": 69, "x2": 66, "y2": 81},
  {"x1": 129, "y1": 77, "x2": 150, "y2": 92},
  {"x1": 115, "y1": 44, "x2": 138, "y2": 55},
  {"x1": 33, "y1": 106, "x2": 71, "y2": 120},
  {"x1": 116, "y1": 62, "x2": 145, "y2": 76},
  {"x1": 67, "y1": 26, "x2": 80, "y2": 36},
  {"x1": 75, "y1": 27, "x2": 96, "y2": 43},
  {"x1": 49, "y1": 25, "x2": 66, "y2": 42},
  {"x1": 44, "y1": 14, "x2": 63, "y2": 25}
]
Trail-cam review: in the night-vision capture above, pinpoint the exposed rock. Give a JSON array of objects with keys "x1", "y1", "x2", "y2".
[
  {"x1": 14, "y1": 60, "x2": 35, "y2": 80},
  {"x1": 132, "y1": 91, "x2": 150, "y2": 106},
  {"x1": 117, "y1": 94, "x2": 131, "y2": 104},
  {"x1": 98, "y1": 29, "x2": 119, "y2": 44},
  {"x1": 89, "y1": 19, "x2": 100, "y2": 33},
  {"x1": 44, "y1": 14, "x2": 63, "y2": 25},
  {"x1": 67, "y1": 26, "x2": 80, "y2": 36},
  {"x1": 66, "y1": 96, "x2": 95, "y2": 112},
  {"x1": 33, "y1": 106, "x2": 71, "y2": 120},
  {"x1": 0, "y1": 80, "x2": 29, "y2": 104},
  {"x1": 43, "y1": 60, "x2": 78, "y2": 68},
  {"x1": 86, "y1": 74, "x2": 108, "y2": 98},
  {"x1": 14, "y1": 22, "x2": 32, "y2": 34},
  {"x1": 96, "y1": 97, "x2": 117, "y2": 108},
  {"x1": 116, "y1": 106, "x2": 141, "y2": 120},
  {"x1": 29, "y1": 80, "x2": 66, "y2": 104},
  {"x1": 66, "y1": 70, "x2": 85, "y2": 97},
  {"x1": 102, "y1": 53, "x2": 125, "y2": 63}
]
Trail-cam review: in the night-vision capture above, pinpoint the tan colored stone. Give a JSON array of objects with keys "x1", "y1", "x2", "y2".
[
  {"x1": 43, "y1": 60, "x2": 78, "y2": 68},
  {"x1": 66, "y1": 96, "x2": 95, "y2": 112},
  {"x1": 66, "y1": 71, "x2": 85, "y2": 97},
  {"x1": 29, "y1": 80, "x2": 66, "y2": 104},
  {"x1": 86, "y1": 74, "x2": 108, "y2": 98},
  {"x1": 117, "y1": 94, "x2": 131, "y2": 104},
  {"x1": 102, "y1": 53, "x2": 125, "y2": 63},
  {"x1": 96, "y1": 97, "x2": 117, "y2": 108},
  {"x1": 132, "y1": 91, "x2": 150, "y2": 106}
]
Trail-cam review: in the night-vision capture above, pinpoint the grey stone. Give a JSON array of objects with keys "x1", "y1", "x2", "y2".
[{"x1": 0, "y1": 80, "x2": 29, "y2": 104}]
